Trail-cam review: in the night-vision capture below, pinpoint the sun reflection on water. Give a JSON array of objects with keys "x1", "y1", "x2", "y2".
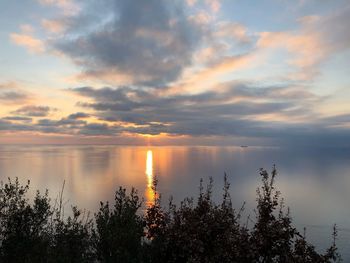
[{"x1": 145, "y1": 150, "x2": 154, "y2": 205}]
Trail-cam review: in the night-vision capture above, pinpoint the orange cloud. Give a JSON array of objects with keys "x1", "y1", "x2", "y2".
[
  {"x1": 258, "y1": 31, "x2": 323, "y2": 67},
  {"x1": 215, "y1": 22, "x2": 250, "y2": 43},
  {"x1": 71, "y1": 69, "x2": 141, "y2": 87},
  {"x1": 256, "y1": 30, "x2": 324, "y2": 80},
  {"x1": 41, "y1": 19, "x2": 66, "y2": 33},
  {"x1": 199, "y1": 54, "x2": 253, "y2": 78},
  {"x1": 10, "y1": 29, "x2": 45, "y2": 54},
  {"x1": 255, "y1": 7, "x2": 350, "y2": 81},
  {"x1": 186, "y1": 0, "x2": 197, "y2": 7},
  {"x1": 189, "y1": 11, "x2": 213, "y2": 25},
  {"x1": 168, "y1": 52, "x2": 257, "y2": 95},
  {"x1": 206, "y1": 0, "x2": 221, "y2": 13},
  {"x1": 38, "y1": 0, "x2": 79, "y2": 15}
]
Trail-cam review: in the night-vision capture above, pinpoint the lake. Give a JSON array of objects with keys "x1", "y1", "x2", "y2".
[{"x1": 0, "y1": 145, "x2": 349, "y2": 259}]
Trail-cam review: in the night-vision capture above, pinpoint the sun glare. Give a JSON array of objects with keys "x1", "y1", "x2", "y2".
[
  {"x1": 146, "y1": 150, "x2": 153, "y2": 182},
  {"x1": 145, "y1": 150, "x2": 154, "y2": 205}
]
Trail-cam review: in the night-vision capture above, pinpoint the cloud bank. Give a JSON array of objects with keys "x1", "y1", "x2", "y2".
[{"x1": 2, "y1": 0, "x2": 350, "y2": 146}]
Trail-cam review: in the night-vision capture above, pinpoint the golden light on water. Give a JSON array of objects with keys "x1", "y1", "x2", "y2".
[
  {"x1": 146, "y1": 150, "x2": 153, "y2": 180},
  {"x1": 145, "y1": 150, "x2": 155, "y2": 205}
]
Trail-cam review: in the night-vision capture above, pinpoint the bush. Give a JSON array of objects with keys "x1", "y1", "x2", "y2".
[
  {"x1": 0, "y1": 167, "x2": 342, "y2": 262},
  {"x1": 94, "y1": 187, "x2": 145, "y2": 262},
  {"x1": 143, "y1": 167, "x2": 341, "y2": 263},
  {"x1": 0, "y1": 178, "x2": 51, "y2": 262},
  {"x1": 49, "y1": 206, "x2": 95, "y2": 263}
]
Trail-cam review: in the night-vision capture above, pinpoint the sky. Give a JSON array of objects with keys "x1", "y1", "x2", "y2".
[{"x1": 0, "y1": 0, "x2": 350, "y2": 146}]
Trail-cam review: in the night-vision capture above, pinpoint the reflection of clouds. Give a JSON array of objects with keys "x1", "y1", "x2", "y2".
[
  {"x1": 78, "y1": 147, "x2": 111, "y2": 175},
  {"x1": 1, "y1": 146, "x2": 350, "y2": 245}
]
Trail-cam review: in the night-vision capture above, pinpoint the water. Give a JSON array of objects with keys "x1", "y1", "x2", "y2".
[{"x1": 0, "y1": 145, "x2": 349, "y2": 259}]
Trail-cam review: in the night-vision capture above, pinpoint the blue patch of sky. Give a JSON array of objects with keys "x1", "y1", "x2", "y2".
[
  {"x1": 219, "y1": 0, "x2": 299, "y2": 32},
  {"x1": 0, "y1": 1, "x2": 82, "y2": 89},
  {"x1": 219, "y1": 0, "x2": 349, "y2": 33}
]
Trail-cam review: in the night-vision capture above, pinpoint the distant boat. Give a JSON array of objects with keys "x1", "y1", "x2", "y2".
[{"x1": 240, "y1": 145, "x2": 248, "y2": 148}]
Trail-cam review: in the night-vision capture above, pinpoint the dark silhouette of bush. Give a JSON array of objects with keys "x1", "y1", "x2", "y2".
[
  {"x1": 94, "y1": 187, "x2": 145, "y2": 262},
  {"x1": 144, "y1": 176, "x2": 251, "y2": 263},
  {"x1": 249, "y1": 167, "x2": 340, "y2": 262},
  {"x1": 0, "y1": 178, "x2": 51, "y2": 262},
  {"x1": 0, "y1": 167, "x2": 342, "y2": 262},
  {"x1": 143, "y1": 166, "x2": 341, "y2": 263},
  {"x1": 49, "y1": 206, "x2": 95, "y2": 263},
  {"x1": 0, "y1": 179, "x2": 94, "y2": 262}
]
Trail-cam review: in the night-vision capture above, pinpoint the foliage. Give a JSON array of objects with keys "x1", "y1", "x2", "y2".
[
  {"x1": 94, "y1": 187, "x2": 144, "y2": 262},
  {"x1": 143, "y1": 167, "x2": 341, "y2": 263},
  {"x1": 0, "y1": 178, "x2": 51, "y2": 262},
  {"x1": 49, "y1": 206, "x2": 95, "y2": 263},
  {"x1": 0, "y1": 167, "x2": 342, "y2": 262}
]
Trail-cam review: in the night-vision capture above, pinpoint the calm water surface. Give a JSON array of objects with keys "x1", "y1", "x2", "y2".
[{"x1": 0, "y1": 145, "x2": 349, "y2": 259}]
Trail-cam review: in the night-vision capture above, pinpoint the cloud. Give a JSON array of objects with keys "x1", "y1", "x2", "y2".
[
  {"x1": 3, "y1": 1, "x2": 350, "y2": 147},
  {"x1": 171, "y1": 52, "x2": 257, "y2": 94},
  {"x1": 257, "y1": 31, "x2": 323, "y2": 80},
  {"x1": 188, "y1": 10, "x2": 214, "y2": 25},
  {"x1": 317, "y1": 5, "x2": 350, "y2": 53},
  {"x1": 215, "y1": 22, "x2": 251, "y2": 44},
  {"x1": 2, "y1": 116, "x2": 33, "y2": 122},
  {"x1": 0, "y1": 82, "x2": 31, "y2": 104},
  {"x1": 0, "y1": 119, "x2": 34, "y2": 132},
  {"x1": 78, "y1": 123, "x2": 117, "y2": 135},
  {"x1": 34, "y1": 116, "x2": 116, "y2": 136},
  {"x1": 10, "y1": 25, "x2": 45, "y2": 54},
  {"x1": 38, "y1": 116, "x2": 86, "y2": 126},
  {"x1": 52, "y1": 0, "x2": 204, "y2": 86},
  {"x1": 12, "y1": 105, "x2": 54, "y2": 117},
  {"x1": 0, "y1": 83, "x2": 349, "y2": 147},
  {"x1": 186, "y1": 0, "x2": 197, "y2": 7},
  {"x1": 256, "y1": 5, "x2": 350, "y2": 80},
  {"x1": 0, "y1": 91, "x2": 29, "y2": 103},
  {"x1": 67, "y1": 112, "x2": 90, "y2": 119},
  {"x1": 41, "y1": 1, "x2": 349, "y2": 86},
  {"x1": 37, "y1": 0, "x2": 80, "y2": 15},
  {"x1": 297, "y1": 15, "x2": 320, "y2": 25},
  {"x1": 205, "y1": 0, "x2": 221, "y2": 13},
  {"x1": 69, "y1": 83, "x2": 321, "y2": 138},
  {"x1": 41, "y1": 19, "x2": 66, "y2": 33},
  {"x1": 0, "y1": 113, "x2": 89, "y2": 135},
  {"x1": 319, "y1": 114, "x2": 350, "y2": 128}
]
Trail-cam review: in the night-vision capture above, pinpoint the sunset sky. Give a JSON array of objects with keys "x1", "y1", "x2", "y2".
[{"x1": 1, "y1": 0, "x2": 350, "y2": 146}]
